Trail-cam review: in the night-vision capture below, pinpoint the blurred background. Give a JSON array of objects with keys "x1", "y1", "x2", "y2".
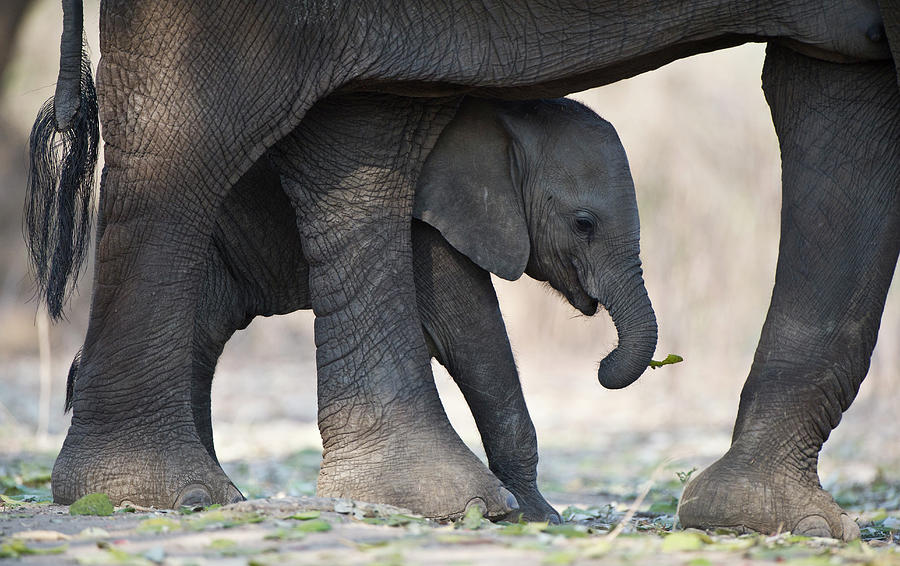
[{"x1": 1, "y1": 0, "x2": 897, "y2": 502}]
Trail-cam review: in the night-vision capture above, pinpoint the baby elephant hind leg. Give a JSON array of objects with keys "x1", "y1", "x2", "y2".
[{"x1": 679, "y1": 45, "x2": 900, "y2": 540}]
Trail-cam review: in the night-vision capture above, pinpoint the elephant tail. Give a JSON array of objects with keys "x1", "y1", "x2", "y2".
[
  {"x1": 64, "y1": 349, "x2": 81, "y2": 412},
  {"x1": 26, "y1": 0, "x2": 99, "y2": 321}
]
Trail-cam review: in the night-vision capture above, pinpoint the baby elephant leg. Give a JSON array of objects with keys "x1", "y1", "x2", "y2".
[{"x1": 412, "y1": 220, "x2": 558, "y2": 523}]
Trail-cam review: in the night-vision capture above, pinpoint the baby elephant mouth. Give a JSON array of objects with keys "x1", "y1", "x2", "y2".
[{"x1": 568, "y1": 289, "x2": 599, "y2": 316}]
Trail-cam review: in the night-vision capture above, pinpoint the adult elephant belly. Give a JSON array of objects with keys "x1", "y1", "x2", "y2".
[{"x1": 679, "y1": 44, "x2": 900, "y2": 541}]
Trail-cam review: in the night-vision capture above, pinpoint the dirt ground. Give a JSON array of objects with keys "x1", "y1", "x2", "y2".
[{"x1": 1, "y1": 452, "x2": 898, "y2": 566}]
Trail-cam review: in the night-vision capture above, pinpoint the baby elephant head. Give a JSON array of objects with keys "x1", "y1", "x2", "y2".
[{"x1": 414, "y1": 98, "x2": 657, "y2": 389}]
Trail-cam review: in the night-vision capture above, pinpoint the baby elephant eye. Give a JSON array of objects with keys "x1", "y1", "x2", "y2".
[{"x1": 573, "y1": 213, "x2": 596, "y2": 238}]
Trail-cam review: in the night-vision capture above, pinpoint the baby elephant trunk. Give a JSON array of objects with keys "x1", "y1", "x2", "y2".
[{"x1": 595, "y1": 264, "x2": 658, "y2": 389}]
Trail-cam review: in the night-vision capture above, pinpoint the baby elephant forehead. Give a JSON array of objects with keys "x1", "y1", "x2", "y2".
[{"x1": 543, "y1": 124, "x2": 630, "y2": 189}]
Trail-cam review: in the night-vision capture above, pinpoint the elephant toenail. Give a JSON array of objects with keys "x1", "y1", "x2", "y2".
[
  {"x1": 226, "y1": 484, "x2": 246, "y2": 505},
  {"x1": 464, "y1": 497, "x2": 487, "y2": 516},
  {"x1": 174, "y1": 484, "x2": 212, "y2": 510},
  {"x1": 547, "y1": 512, "x2": 561, "y2": 525},
  {"x1": 501, "y1": 487, "x2": 519, "y2": 511},
  {"x1": 794, "y1": 515, "x2": 832, "y2": 538},
  {"x1": 840, "y1": 514, "x2": 861, "y2": 541}
]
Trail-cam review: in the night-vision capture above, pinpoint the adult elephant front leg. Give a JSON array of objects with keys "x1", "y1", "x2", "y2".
[
  {"x1": 271, "y1": 94, "x2": 517, "y2": 520},
  {"x1": 679, "y1": 45, "x2": 900, "y2": 540}
]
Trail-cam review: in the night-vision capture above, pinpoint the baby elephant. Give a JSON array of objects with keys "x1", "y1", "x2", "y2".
[{"x1": 70, "y1": 97, "x2": 656, "y2": 520}]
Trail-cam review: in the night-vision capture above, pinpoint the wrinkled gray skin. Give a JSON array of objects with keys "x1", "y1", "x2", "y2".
[
  {"x1": 37, "y1": 0, "x2": 896, "y2": 536},
  {"x1": 678, "y1": 43, "x2": 900, "y2": 542},
  {"x1": 181, "y1": 96, "x2": 649, "y2": 522}
]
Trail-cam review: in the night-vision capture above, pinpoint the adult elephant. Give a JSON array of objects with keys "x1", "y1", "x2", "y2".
[{"x1": 29, "y1": 0, "x2": 894, "y2": 536}]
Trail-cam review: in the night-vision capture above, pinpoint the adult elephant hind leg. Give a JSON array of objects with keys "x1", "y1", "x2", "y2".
[
  {"x1": 679, "y1": 45, "x2": 900, "y2": 540},
  {"x1": 52, "y1": 154, "x2": 244, "y2": 509},
  {"x1": 273, "y1": 95, "x2": 516, "y2": 520}
]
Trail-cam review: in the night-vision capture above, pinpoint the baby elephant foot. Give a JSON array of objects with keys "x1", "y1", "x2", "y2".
[
  {"x1": 52, "y1": 426, "x2": 244, "y2": 509},
  {"x1": 502, "y1": 483, "x2": 560, "y2": 524},
  {"x1": 318, "y1": 425, "x2": 518, "y2": 521},
  {"x1": 678, "y1": 448, "x2": 859, "y2": 541}
]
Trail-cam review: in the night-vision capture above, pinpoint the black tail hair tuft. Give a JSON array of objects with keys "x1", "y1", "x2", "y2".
[
  {"x1": 25, "y1": 50, "x2": 99, "y2": 321},
  {"x1": 65, "y1": 348, "x2": 81, "y2": 412}
]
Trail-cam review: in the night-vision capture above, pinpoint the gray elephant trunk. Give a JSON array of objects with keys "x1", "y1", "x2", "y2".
[{"x1": 595, "y1": 265, "x2": 658, "y2": 389}]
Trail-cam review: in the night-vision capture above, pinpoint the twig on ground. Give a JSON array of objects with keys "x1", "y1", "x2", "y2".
[{"x1": 604, "y1": 460, "x2": 670, "y2": 542}]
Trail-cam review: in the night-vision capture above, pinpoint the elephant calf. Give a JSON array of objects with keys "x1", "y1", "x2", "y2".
[{"x1": 67, "y1": 96, "x2": 656, "y2": 520}]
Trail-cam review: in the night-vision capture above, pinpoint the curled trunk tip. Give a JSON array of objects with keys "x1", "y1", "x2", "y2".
[{"x1": 595, "y1": 281, "x2": 658, "y2": 389}]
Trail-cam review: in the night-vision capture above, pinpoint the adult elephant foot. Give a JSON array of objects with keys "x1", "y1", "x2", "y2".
[
  {"x1": 317, "y1": 420, "x2": 518, "y2": 521},
  {"x1": 52, "y1": 425, "x2": 243, "y2": 508},
  {"x1": 678, "y1": 447, "x2": 858, "y2": 540}
]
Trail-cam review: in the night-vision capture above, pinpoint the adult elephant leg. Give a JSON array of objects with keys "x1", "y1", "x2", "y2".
[
  {"x1": 679, "y1": 46, "x2": 900, "y2": 540},
  {"x1": 271, "y1": 95, "x2": 517, "y2": 520},
  {"x1": 51, "y1": 1, "x2": 332, "y2": 508},
  {"x1": 411, "y1": 220, "x2": 558, "y2": 522},
  {"x1": 53, "y1": 156, "x2": 244, "y2": 508}
]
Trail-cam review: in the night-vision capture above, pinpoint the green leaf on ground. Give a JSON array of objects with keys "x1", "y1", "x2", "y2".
[
  {"x1": 136, "y1": 517, "x2": 182, "y2": 534},
  {"x1": 542, "y1": 550, "x2": 577, "y2": 565},
  {"x1": 457, "y1": 504, "x2": 486, "y2": 530},
  {"x1": 498, "y1": 521, "x2": 549, "y2": 536},
  {"x1": 661, "y1": 531, "x2": 708, "y2": 552},
  {"x1": 69, "y1": 493, "x2": 114, "y2": 516},
  {"x1": 79, "y1": 527, "x2": 111, "y2": 539},
  {"x1": 0, "y1": 539, "x2": 68, "y2": 558},
  {"x1": 265, "y1": 518, "x2": 331, "y2": 539},
  {"x1": 183, "y1": 510, "x2": 264, "y2": 530},
  {"x1": 363, "y1": 513, "x2": 427, "y2": 527},
  {"x1": 649, "y1": 354, "x2": 684, "y2": 369},
  {"x1": 0, "y1": 493, "x2": 23, "y2": 507},
  {"x1": 294, "y1": 518, "x2": 332, "y2": 532},
  {"x1": 543, "y1": 524, "x2": 590, "y2": 538},
  {"x1": 286, "y1": 510, "x2": 320, "y2": 520},
  {"x1": 207, "y1": 539, "x2": 238, "y2": 551},
  {"x1": 86, "y1": 542, "x2": 154, "y2": 565}
]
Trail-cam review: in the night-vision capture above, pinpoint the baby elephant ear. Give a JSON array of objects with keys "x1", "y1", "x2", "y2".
[{"x1": 413, "y1": 99, "x2": 530, "y2": 281}]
